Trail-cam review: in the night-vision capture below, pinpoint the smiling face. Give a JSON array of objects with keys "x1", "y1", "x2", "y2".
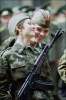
[
  {"x1": 32, "y1": 24, "x2": 49, "y2": 43},
  {"x1": 31, "y1": 9, "x2": 50, "y2": 43},
  {"x1": 22, "y1": 19, "x2": 36, "y2": 42},
  {"x1": 16, "y1": 19, "x2": 37, "y2": 46}
]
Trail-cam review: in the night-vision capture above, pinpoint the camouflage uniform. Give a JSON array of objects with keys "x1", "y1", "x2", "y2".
[
  {"x1": 0, "y1": 9, "x2": 54, "y2": 100},
  {"x1": 0, "y1": 36, "x2": 16, "y2": 51},
  {"x1": 0, "y1": 24, "x2": 10, "y2": 51},
  {"x1": 0, "y1": 41, "x2": 54, "y2": 100},
  {"x1": 58, "y1": 49, "x2": 66, "y2": 83},
  {"x1": 58, "y1": 49, "x2": 66, "y2": 100},
  {"x1": 0, "y1": 23, "x2": 10, "y2": 45}
]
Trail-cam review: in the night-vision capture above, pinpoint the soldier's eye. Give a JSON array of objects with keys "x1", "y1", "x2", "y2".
[
  {"x1": 37, "y1": 27, "x2": 42, "y2": 32},
  {"x1": 32, "y1": 27, "x2": 35, "y2": 31},
  {"x1": 44, "y1": 30, "x2": 48, "y2": 33}
]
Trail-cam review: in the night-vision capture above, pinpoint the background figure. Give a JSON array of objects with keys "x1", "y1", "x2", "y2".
[
  {"x1": 0, "y1": 8, "x2": 13, "y2": 45},
  {"x1": 58, "y1": 49, "x2": 66, "y2": 100}
]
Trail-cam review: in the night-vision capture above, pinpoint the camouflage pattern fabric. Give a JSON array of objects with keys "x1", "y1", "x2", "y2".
[
  {"x1": 58, "y1": 49, "x2": 66, "y2": 83},
  {"x1": 58, "y1": 49, "x2": 66, "y2": 100},
  {"x1": 0, "y1": 25, "x2": 10, "y2": 45},
  {"x1": 0, "y1": 42, "x2": 54, "y2": 100},
  {"x1": 0, "y1": 36, "x2": 16, "y2": 51}
]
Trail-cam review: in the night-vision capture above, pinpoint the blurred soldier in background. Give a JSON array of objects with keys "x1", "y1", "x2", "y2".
[
  {"x1": 49, "y1": 4, "x2": 66, "y2": 100},
  {"x1": 12, "y1": 6, "x2": 21, "y2": 14},
  {"x1": 0, "y1": 8, "x2": 13, "y2": 45},
  {"x1": 19, "y1": 5, "x2": 35, "y2": 17},
  {"x1": 58, "y1": 49, "x2": 66, "y2": 100}
]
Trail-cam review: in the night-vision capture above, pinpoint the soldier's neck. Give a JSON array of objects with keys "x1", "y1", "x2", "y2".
[{"x1": 16, "y1": 35, "x2": 25, "y2": 46}]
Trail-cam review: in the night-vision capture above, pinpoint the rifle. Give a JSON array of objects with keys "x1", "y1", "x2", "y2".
[{"x1": 17, "y1": 28, "x2": 64, "y2": 99}]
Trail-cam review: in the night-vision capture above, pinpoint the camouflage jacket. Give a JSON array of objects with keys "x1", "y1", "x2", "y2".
[
  {"x1": 58, "y1": 49, "x2": 66, "y2": 83},
  {"x1": 0, "y1": 36, "x2": 16, "y2": 51},
  {"x1": 0, "y1": 41, "x2": 52, "y2": 83}
]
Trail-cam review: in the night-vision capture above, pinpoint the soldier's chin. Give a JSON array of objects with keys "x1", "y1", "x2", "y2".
[
  {"x1": 30, "y1": 38, "x2": 37, "y2": 47},
  {"x1": 37, "y1": 38, "x2": 43, "y2": 43},
  {"x1": 30, "y1": 37, "x2": 37, "y2": 42}
]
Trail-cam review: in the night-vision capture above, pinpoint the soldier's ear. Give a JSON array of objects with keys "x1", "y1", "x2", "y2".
[
  {"x1": 15, "y1": 26, "x2": 22, "y2": 35},
  {"x1": 16, "y1": 26, "x2": 22, "y2": 32}
]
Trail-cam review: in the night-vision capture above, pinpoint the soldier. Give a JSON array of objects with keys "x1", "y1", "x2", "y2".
[
  {"x1": 15, "y1": 9, "x2": 53, "y2": 100},
  {"x1": 0, "y1": 8, "x2": 13, "y2": 45},
  {"x1": 0, "y1": 9, "x2": 53, "y2": 100},
  {"x1": 0, "y1": 12, "x2": 30, "y2": 100},
  {"x1": 58, "y1": 49, "x2": 66, "y2": 83},
  {"x1": 19, "y1": 5, "x2": 35, "y2": 17},
  {"x1": 58, "y1": 49, "x2": 66, "y2": 100},
  {"x1": 30, "y1": 8, "x2": 54, "y2": 100}
]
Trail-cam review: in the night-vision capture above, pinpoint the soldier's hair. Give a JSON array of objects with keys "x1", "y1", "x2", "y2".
[{"x1": 15, "y1": 19, "x2": 25, "y2": 35}]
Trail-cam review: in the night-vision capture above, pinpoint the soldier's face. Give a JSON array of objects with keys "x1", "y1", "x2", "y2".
[
  {"x1": 1, "y1": 15, "x2": 11, "y2": 25},
  {"x1": 21, "y1": 19, "x2": 37, "y2": 43},
  {"x1": 32, "y1": 24, "x2": 49, "y2": 43}
]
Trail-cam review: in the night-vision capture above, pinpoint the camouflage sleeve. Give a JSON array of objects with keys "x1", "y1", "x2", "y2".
[
  {"x1": 40, "y1": 56, "x2": 53, "y2": 80},
  {"x1": 58, "y1": 49, "x2": 66, "y2": 83},
  {"x1": 9, "y1": 47, "x2": 36, "y2": 81},
  {"x1": 1, "y1": 44, "x2": 35, "y2": 81},
  {"x1": 0, "y1": 50, "x2": 8, "y2": 81},
  {"x1": 1, "y1": 36, "x2": 16, "y2": 50}
]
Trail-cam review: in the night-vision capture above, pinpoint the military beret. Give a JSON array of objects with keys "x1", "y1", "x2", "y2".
[
  {"x1": 0, "y1": 8, "x2": 13, "y2": 16},
  {"x1": 19, "y1": 6, "x2": 32, "y2": 12},
  {"x1": 31, "y1": 9, "x2": 50, "y2": 28},
  {"x1": 12, "y1": 6, "x2": 20, "y2": 14},
  {"x1": 8, "y1": 13, "x2": 30, "y2": 36}
]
